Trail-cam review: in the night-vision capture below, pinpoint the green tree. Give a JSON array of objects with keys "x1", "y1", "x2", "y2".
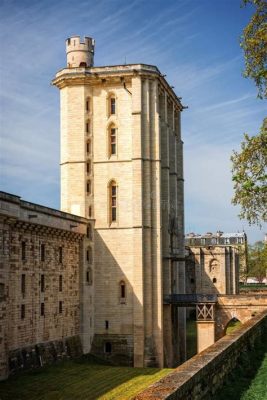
[
  {"x1": 240, "y1": 0, "x2": 267, "y2": 99},
  {"x1": 247, "y1": 241, "x2": 267, "y2": 282},
  {"x1": 231, "y1": 118, "x2": 267, "y2": 225},
  {"x1": 231, "y1": 0, "x2": 267, "y2": 225}
]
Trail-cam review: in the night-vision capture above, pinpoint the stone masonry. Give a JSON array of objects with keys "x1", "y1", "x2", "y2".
[
  {"x1": 52, "y1": 35, "x2": 186, "y2": 368},
  {"x1": 0, "y1": 191, "x2": 93, "y2": 379}
]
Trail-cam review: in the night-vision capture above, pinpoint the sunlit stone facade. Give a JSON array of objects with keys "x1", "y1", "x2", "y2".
[{"x1": 53, "y1": 36, "x2": 186, "y2": 367}]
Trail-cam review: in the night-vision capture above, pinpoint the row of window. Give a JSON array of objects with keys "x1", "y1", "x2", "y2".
[
  {"x1": 21, "y1": 243, "x2": 63, "y2": 263},
  {"x1": 187, "y1": 237, "x2": 244, "y2": 246},
  {"x1": 85, "y1": 125, "x2": 117, "y2": 158},
  {"x1": 20, "y1": 301, "x2": 63, "y2": 319},
  {"x1": 21, "y1": 274, "x2": 63, "y2": 294},
  {"x1": 85, "y1": 96, "x2": 116, "y2": 116}
]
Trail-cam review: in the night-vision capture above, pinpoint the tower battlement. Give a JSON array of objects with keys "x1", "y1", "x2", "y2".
[{"x1": 66, "y1": 36, "x2": 95, "y2": 68}]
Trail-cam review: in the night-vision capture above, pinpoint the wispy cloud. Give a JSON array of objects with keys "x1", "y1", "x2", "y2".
[{"x1": 0, "y1": 0, "x2": 265, "y2": 242}]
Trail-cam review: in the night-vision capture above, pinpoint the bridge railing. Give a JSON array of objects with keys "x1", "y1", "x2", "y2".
[{"x1": 164, "y1": 294, "x2": 218, "y2": 305}]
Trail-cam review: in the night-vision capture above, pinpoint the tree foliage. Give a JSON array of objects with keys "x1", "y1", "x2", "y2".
[
  {"x1": 247, "y1": 241, "x2": 267, "y2": 282},
  {"x1": 240, "y1": 0, "x2": 267, "y2": 99},
  {"x1": 231, "y1": 118, "x2": 267, "y2": 225},
  {"x1": 231, "y1": 1, "x2": 267, "y2": 225}
]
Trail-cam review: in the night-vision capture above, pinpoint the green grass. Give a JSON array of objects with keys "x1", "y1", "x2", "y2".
[
  {"x1": 186, "y1": 318, "x2": 197, "y2": 359},
  {"x1": 214, "y1": 336, "x2": 267, "y2": 400},
  {"x1": 0, "y1": 357, "x2": 171, "y2": 400}
]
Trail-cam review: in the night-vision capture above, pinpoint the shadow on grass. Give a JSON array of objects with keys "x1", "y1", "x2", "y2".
[
  {"x1": 212, "y1": 335, "x2": 267, "y2": 400},
  {"x1": 0, "y1": 355, "x2": 171, "y2": 400}
]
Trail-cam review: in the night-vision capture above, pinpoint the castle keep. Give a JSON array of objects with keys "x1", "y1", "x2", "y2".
[{"x1": 52, "y1": 36, "x2": 186, "y2": 368}]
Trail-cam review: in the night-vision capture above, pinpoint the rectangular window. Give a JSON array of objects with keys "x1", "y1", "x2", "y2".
[
  {"x1": 21, "y1": 241, "x2": 26, "y2": 261},
  {"x1": 59, "y1": 247, "x2": 63, "y2": 264},
  {"x1": 59, "y1": 301, "x2": 63, "y2": 314},
  {"x1": 86, "y1": 121, "x2": 90, "y2": 134},
  {"x1": 21, "y1": 304, "x2": 25, "y2": 319},
  {"x1": 41, "y1": 274, "x2": 45, "y2": 292},
  {"x1": 59, "y1": 275, "x2": 63, "y2": 292},
  {"x1": 41, "y1": 302, "x2": 45, "y2": 316},
  {"x1": 110, "y1": 128, "x2": 116, "y2": 155},
  {"x1": 111, "y1": 208, "x2": 116, "y2": 222},
  {"x1": 40, "y1": 244, "x2": 45, "y2": 261},
  {"x1": 0, "y1": 283, "x2": 4, "y2": 298},
  {"x1": 110, "y1": 98, "x2": 116, "y2": 114},
  {"x1": 21, "y1": 274, "x2": 26, "y2": 295},
  {"x1": 105, "y1": 320, "x2": 109, "y2": 330}
]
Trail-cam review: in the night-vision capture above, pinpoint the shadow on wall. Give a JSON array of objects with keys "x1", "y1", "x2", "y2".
[{"x1": 90, "y1": 230, "x2": 165, "y2": 368}]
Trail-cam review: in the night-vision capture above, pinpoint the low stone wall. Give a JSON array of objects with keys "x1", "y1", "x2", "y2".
[
  {"x1": 135, "y1": 311, "x2": 267, "y2": 400},
  {"x1": 8, "y1": 335, "x2": 82, "y2": 377}
]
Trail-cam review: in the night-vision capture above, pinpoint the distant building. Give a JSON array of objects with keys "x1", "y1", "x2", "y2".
[{"x1": 185, "y1": 232, "x2": 247, "y2": 294}]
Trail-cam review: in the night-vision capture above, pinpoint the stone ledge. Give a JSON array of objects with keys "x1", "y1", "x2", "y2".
[{"x1": 135, "y1": 311, "x2": 267, "y2": 400}]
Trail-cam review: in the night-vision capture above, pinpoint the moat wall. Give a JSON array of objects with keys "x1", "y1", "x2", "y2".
[
  {"x1": 135, "y1": 311, "x2": 267, "y2": 400},
  {"x1": 8, "y1": 335, "x2": 83, "y2": 377}
]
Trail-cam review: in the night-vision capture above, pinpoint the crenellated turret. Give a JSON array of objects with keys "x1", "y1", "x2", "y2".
[{"x1": 66, "y1": 36, "x2": 95, "y2": 68}]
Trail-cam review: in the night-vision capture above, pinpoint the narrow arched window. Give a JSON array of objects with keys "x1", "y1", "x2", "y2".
[
  {"x1": 86, "y1": 247, "x2": 92, "y2": 264},
  {"x1": 110, "y1": 97, "x2": 116, "y2": 115},
  {"x1": 86, "y1": 268, "x2": 92, "y2": 285},
  {"x1": 120, "y1": 281, "x2": 126, "y2": 300},
  {"x1": 86, "y1": 120, "x2": 90, "y2": 134},
  {"x1": 87, "y1": 180, "x2": 91, "y2": 194},
  {"x1": 109, "y1": 126, "x2": 116, "y2": 156},
  {"x1": 109, "y1": 181, "x2": 117, "y2": 222},
  {"x1": 88, "y1": 206, "x2": 92, "y2": 217}
]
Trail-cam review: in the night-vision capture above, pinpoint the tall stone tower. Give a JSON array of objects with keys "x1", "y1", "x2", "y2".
[{"x1": 53, "y1": 36, "x2": 186, "y2": 368}]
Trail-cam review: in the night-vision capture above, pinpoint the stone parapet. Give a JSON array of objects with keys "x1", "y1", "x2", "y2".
[{"x1": 134, "y1": 311, "x2": 267, "y2": 399}]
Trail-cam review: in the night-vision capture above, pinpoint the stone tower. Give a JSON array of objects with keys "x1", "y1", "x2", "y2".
[
  {"x1": 53, "y1": 36, "x2": 186, "y2": 368},
  {"x1": 66, "y1": 36, "x2": 95, "y2": 68}
]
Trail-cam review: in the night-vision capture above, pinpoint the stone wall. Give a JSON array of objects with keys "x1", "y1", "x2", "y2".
[
  {"x1": 135, "y1": 311, "x2": 267, "y2": 400},
  {"x1": 0, "y1": 191, "x2": 91, "y2": 380},
  {"x1": 53, "y1": 62, "x2": 185, "y2": 368},
  {"x1": 8, "y1": 335, "x2": 82, "y2": 375},
  {"x1": 185, "y1": 246, "x2": 239, "y2": 295}
]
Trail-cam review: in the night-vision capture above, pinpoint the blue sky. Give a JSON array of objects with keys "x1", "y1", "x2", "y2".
[{"x1": 0, "y1": 0, "x2": 266, "y2": 243}]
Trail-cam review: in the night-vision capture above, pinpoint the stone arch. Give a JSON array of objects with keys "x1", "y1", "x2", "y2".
[
  {"x1": 107, "y1": 122, "x2": 117, "y2": 157},
  {"x1": 106, "y1": 91, "x2": 117, "y2": 117},
  {"x1": 224, "y1": 317, "x2": 242, "y2": 335}
]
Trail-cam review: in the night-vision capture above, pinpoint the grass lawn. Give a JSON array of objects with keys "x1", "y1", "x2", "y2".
[
  {"x1": 0, "y1": 357, "x2": 171, "y2": 400},
  {"x1": 214, "y1": 336, "x2": 267, "y2": 400},
  {"x1": 186, "y1": 317, "x2": 197, "y2": 359}
]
